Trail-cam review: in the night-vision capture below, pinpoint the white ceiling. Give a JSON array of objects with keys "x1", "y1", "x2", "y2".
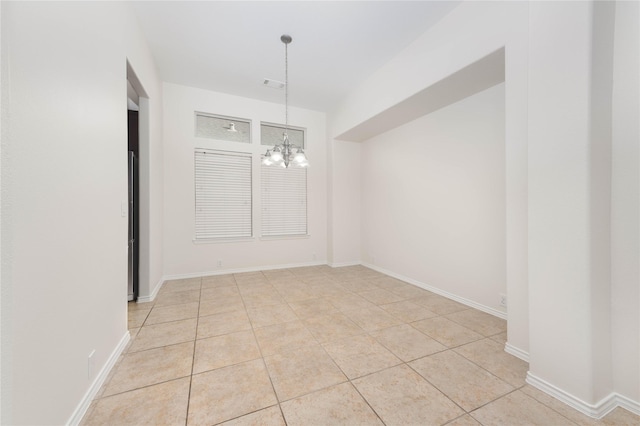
[{"x1": 131, "y1": 1, "x2": 461, "y2": 112}]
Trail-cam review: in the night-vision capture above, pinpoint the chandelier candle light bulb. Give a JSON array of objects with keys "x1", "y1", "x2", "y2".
[{"x1": 262, "y1": 34, "x2": 309, "y2": 169}]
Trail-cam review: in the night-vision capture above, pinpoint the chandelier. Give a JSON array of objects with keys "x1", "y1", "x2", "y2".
[{"x1": 262, "y1": 35, "x2": 309, "y2": 168}]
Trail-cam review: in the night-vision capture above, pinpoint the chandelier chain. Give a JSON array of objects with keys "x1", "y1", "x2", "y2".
[{"x1": 285, "y1": 40, "x2": 289, "y2": 133}]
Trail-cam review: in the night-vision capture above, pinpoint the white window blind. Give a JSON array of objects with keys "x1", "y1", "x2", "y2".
[
  {"x1": 261, "y1": 164, "x2": 307, "y2": 237},
  {"x1": 195, "y1": 150, "x2": 252, "y2": 240}
]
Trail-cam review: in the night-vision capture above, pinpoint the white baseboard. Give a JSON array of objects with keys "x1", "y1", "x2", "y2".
[
  {"x1": 616, "y1": 393, "x2": 640, "y2": 417},
  {"x1": 328, "y1": 261, "x2": 362, "y2": 268},
  {"x1": 67, "y1": 331, "x2": 130, "y2": 426},
  {"x1": 162, "y1": 260, "x2": 327, "y2": 282},
  {"x1": 526, "y1": 372, "x2": 640, "y2": 419},
  {"x1": 361, "y1": 262, "x2": 507, "y2": 320},
  {"x1": 137, "y1": 277, "x2": 163, "y2": 303},
  {"x1": 504, "y1": 342, "x2": 529, "y2": 362}
]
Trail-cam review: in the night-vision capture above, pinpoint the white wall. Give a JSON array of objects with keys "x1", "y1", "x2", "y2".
[
  {"x1": 328, "y1": 0, "x2": 530, "y2": 356},
  {"x1": 611, "y1": 0, "x2": 640, "y2": 405},
  {"x1": 329, "y1": 0, "x2": 639, "y2": 414},
  {"x1": 0, "y1": 2, "x2": 163, "y2": 424},
  {"x1": 527, "y1": 0, "x2": 612, "y2": 405},
  {"x1": 361, "y1": 83, "x2": 506, "y2": 314},
  {"x1": 124, "y1": 11, "x2": 165, "y2": 301},
  {"x1": 327, "y1": 139, "x2": 361, "y2": 266},
  {"x1": 163, "y1": 83, "x2": 327, "y2": 277}
]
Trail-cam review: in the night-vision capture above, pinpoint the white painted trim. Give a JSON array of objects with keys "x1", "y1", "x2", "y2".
[
  {"x1": 66, "y1": 331, "x2": 130, "y2": 426},
  {"x1": 328, "y1": 261, "x2": 362, "y2": 268},
  {"x1": 162, "y1": 260, "x2": 327, "y2": 282},
  {"x1": 137, "y1": 277, "x2": 163, "y2": 303},
  {"x1": 615, "y1": 393, "x2": 640, "y2": 417},
  {"x1": 526, "y1": 372, "x2": 640, "y2": 419},
  {"x1": 361, "y1": 262, "x2": 507, "y2": 320},
  {"x1": 505, "y1": 342, "x2": 530, "y2": 362}
]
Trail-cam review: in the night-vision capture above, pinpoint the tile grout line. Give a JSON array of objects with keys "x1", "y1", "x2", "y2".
[
  {"x1": 184, "y1": 276, "x2": 203, "y2": 426},
  {"x1": 114, "y1": 267, "x2": 550, "y2": 426},
  {"x1": 239, "y1": 271, "x2": 290, "y2": 426}
]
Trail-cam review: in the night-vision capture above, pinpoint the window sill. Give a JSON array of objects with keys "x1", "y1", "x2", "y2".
[{"x1": 192, "y1": 237, "x2": 255, "y2": 244}]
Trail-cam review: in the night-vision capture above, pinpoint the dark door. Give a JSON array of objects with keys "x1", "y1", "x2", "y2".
[{"x1": 128, "y1": 110, "x2": 139, "y2": 301}]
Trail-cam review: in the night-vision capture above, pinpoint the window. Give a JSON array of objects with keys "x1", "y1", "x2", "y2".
[
  {"x1": 261, "y1": 164, "x2": 307, "y2": 237},
  {"x1": 261, "y1": 122, "x2": 305, "y2": 148},
  {"x1": 194, "y1": 150, "x2": 252, "y2": 240},
  {"x1": 195, "y1": 112, "x2": 251, "y2": 144}
]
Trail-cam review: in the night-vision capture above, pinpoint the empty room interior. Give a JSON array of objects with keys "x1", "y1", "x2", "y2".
[{"x1": 1, "y1": 1, "x2": 639, "y2": 425}]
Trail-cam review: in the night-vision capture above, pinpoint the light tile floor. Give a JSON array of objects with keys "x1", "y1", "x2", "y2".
[{"x1": 82, "y1": 265, "x2": 639, "y2": 426}]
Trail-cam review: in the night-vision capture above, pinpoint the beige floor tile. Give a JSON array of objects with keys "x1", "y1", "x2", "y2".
[
  {"x1": 103, "y1": 342, "x2": 194, "y2": 396},
  {"x1": 94, "y1": 352, "x2": 126, "y2": 400},
  {"x1": 322, "y1": 334, "x2": 401, "y2": 380},
  {"x1": 123, "y1": 328, "x2": 140, "y2": 355},
  {"x1": 281, "y1": 382, "x2": 383, "y2": 426},
  {"x1": 289, "y1": 298, "x2": 339, "y2": 319},
  {"x1": 241, "y1": 287, "x2": 284, "y2": 309},
  {"x1": 188, "y1": 359, "x2": 277, "y2": 425},
  {"x1": 379, "y1": 300, "x2": 438, "y2": 323},
  {"x1": 413, "y1": 294, "x2": 470, "y2": 315},
  {"x1": 412, "y1": 316, "x2": 483, "y2": 348},
  {"x1": 410, "y1": 350, "x2": 514, "y2": 411},
  {"x1": 359, "y1": 288, "x2": 405, "y2": 305},
  {"x1": 82, "y1": 377, "x2": 189, "y2": 426},
  {"x1": 307, "y1": 282, "x2": 350, "y2": 298},
  {"x1": 342, "y1": 305, "x2": 403, "y2": 331},
  {"x1": 155, "y1": 289, "x2": 201, "y2": 307},
  {"x1": 201, "y1": 274, "x2": 236, "y2": 288},
  {"x1": 446, "y1": 414, "x2": 483, "y2": 426},
  {"x1": 219, "y1": 406, "x2": 285, "y2": 426},
  {"x1": 264, "y1": 344, "x2": 347, "y2": 401},
  {"x1": 370, "y1": 276, "x2": 407, "y2": 290},
  {"x1": 454, "y1": 338, "x2": 529, "y2": 387},
  {"x1": 253, "y1": 320, "x2": 316, "y2": 356},
  {"x1": 470, "y1": 390, "x2": 575, "y2": 425},
  {"x1": 199, "y1": 294, "x2": 245, "y2": 317},
  {"x1": 386, "y1": 283, "x2": 431, "y2": 300},
  {"x1": 129, "y1": 318, "x2": 197, "y2": 352},
  {"x1": 128, "y1": 301, "x2": 154, "y2": 311},
  {"x1": 197, "y1": 309, "x2": 252, "y2": 339},
  {"x1": 302, "y1": 312, "x2": 364, "y2": 343},
  {"x1": 193, "y1": 330, "x2": 261, "y2": 374},
  {"x1": 371, "y1": 324, "x2": 446, "y2": 362},
  {"x1": 274, "y1": 283, "x2": 316, "y2": 303},
  {"x1": 445, "y1": 309, "x2": 507, "y2": 336},
  {"x1": 597, "y1": 407, "x2": 640, "y2": 425},
  {"x1": 247, "y1": 303, "x2": 298, "y2": 328},
  {"x1": 235, "y1": 276, "x2": 269, "y2": 287},
  {"x1": 128, "y1": 309, "x2": 150, "y2": 329},
  {"x1": 200, "y1": 285, "x2": 239, "y2": 301},
  {"x1": 327, "y1": 293, "x2": 377, "y2": 313},
  {"x1": 339, "y1": 278, "x2": 380, "y2": 293},
  {"x1": 490, "y1": 331, "x2": 508, "y2": 345},
  {"x1": 352, "y1": 364, "x2": 464, "y2": 425},
  {"x1": 160, "y1": 278, "x2": 201, "y2": 294},
  {"x1": 145, "y1": 302, "x2": 199, "y2": 326}
]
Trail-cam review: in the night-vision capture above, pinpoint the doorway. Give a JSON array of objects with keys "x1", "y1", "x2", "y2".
[{"x1": 127, "y1": 80, "x2": 140, "y2": 301}]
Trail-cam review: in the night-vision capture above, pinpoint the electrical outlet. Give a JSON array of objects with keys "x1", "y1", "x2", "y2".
[
  {"x1": 371, "y1": 255, "x2": 376, "y2": 264},
  {"x1": 499, "y1": 293, "x2": 507, "y2": 308},
  {"x1": 217, "y1": 259, "x2": 222, "y2": 268},
  {"x1": 312, "y1": 253, "x2": 317, "y2": 261}
]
